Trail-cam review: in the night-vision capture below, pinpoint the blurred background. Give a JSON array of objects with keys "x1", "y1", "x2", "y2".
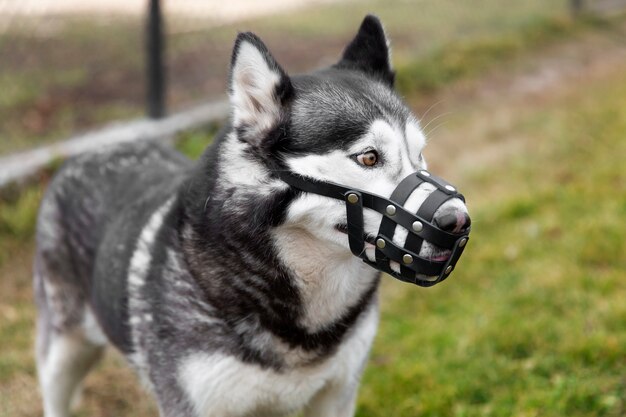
[{"x1": 1, "y1": 0, "x2": 625, "y2": 416}]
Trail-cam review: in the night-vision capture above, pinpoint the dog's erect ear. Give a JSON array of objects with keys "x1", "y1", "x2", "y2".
[
  {"x1": 336, "y1": 15, "x2": 394, "y2": 86},
  {"x1": 229, "y1": 32, "x2": 293, "y2": 146}
]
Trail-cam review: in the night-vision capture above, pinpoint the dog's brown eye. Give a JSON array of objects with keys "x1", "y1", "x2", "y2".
[{"x1": 357, "y1": 151, "x2": 379, "y2": 167}]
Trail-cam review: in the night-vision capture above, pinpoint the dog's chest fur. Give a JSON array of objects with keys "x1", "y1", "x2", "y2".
[{"x1": 177, "y1": 304, "x2": 378, "y2": 416}]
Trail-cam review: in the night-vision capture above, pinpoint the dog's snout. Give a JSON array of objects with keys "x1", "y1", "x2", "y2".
[{"x1": 435, "y1": 211, "x2": 471, "y2": 234}]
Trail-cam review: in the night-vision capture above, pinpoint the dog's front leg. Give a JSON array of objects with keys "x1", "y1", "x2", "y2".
[{"x1": 304, "y1": 380, "x2": 359, "y2": 417}]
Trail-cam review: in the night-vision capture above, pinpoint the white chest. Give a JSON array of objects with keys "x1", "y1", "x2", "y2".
[{"x1": 177, "y1": 306, "x2": 378, "y2": 417}]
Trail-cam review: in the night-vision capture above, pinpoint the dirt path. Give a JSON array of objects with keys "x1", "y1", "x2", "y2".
[{"x1": 417, "y1": 21, "x2": 626, "y2": 180}]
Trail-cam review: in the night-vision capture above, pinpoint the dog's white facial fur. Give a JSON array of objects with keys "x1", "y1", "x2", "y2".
[
  {"x1": 282, "y1": 118, "x2": 468, "y2": 278},
  {"x1": 283, "y1": 120, "x2": 413, "y2": 246}
]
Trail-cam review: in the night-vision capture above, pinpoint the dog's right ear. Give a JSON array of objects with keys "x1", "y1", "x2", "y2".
[{"x1": 229, "y1": 32, "x2": 293, "y2": 146}]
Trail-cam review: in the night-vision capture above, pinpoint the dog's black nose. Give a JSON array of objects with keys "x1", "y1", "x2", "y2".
[{"x1": 435, "y1": 212, "x2": 471, "y2": 234}]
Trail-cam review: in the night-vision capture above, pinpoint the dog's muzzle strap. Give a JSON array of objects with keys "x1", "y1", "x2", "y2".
[
  {"x1": 342, "y1": 190, "x2": 365, "y2": 256},
  {"x1": 276, "y1": 170, "x2": 470, "y2": 287}
]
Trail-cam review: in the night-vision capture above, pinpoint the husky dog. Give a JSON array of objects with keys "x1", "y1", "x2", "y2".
[{"x1": 34, "y1": 15, "x2": 470, "y2": 417}]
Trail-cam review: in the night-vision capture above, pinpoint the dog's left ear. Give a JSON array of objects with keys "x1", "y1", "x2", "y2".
[
  {"x1": 336, "y1": 15, "x2": 395, "y2": 86},
  {"x1": 229, "y1": 32, "x2": 294, "y2": 146}
]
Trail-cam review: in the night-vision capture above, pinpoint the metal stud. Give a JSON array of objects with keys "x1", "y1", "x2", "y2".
[
  {"x1": 445, "y1": 265, "x2": 453, "y2": 275},
  {"x1": 386, "y1": 205, "x2": 396, "y2": 216},
  {"x1": 403, "y1": 254, "x2": 413, "y2": 264},
  {"x1": 445, "y1": 184, "x2": 456, "y2": 192},
  {"x1": 412, "y1": 221, "x2": 423, "y2": 233},
  {"x1": 420, "y1": 170, "x2": 431, "y2": 177},
  {"x1": 347, "y1": 193, "x2": 359, "y2": 204},
  {"x1": 376, "y1": 238, "x2": 386, "y2": 249},
  {"x1": 459, "y1": 237, "x2": 468, "y2": 248}
]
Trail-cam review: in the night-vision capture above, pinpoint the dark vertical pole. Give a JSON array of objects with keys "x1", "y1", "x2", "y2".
[
  {"x1": 570, "y1": 0, "x2": 584, "y2": 16},
  {"x1": 147, "y1": 0, "x2": 165, "y2": 118}
]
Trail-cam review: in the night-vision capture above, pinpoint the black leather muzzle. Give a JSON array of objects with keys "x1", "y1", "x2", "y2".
[{"x1": 277, "y1": 169, "x2": 470, "y2": 287}]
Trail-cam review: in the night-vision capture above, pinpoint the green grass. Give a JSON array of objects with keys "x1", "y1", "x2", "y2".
[
  {"x1": 357, "y1": 51, "x2": 626, "y2": 417},
  {"x1": 174, "y1": 123, "x2": 222, "y2": 157},
  {"x1": 2, "y1": 11, "x2": 626, "y2": 417},
  {"x1": 395, "y1": 15, "x2": 608, "y2": 94},
  {"x1": 0, "y1": 186, "x2": 43, "y2": 267}
]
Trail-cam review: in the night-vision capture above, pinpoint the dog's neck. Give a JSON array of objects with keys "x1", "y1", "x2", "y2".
[
  {"x1": 219, "y1": 132, "x2": 380, "y2": 331},
  {"x1": 181, "y1": 131, "x2": 380, "y2": 355},
  {"x1": 271, "y1": 224, "x2": 380, "y2": 332}
]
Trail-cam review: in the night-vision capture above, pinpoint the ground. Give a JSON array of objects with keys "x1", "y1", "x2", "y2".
[{"x1": 1, "y1": 5, "x2": 626, "y2": 417}]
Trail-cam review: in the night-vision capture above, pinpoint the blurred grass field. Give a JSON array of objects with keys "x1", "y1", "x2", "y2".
[
  {"x1": 360, "y1": 49, "x2": 626, "y2": 417},
  {"x1": 1, "y1": 3, "x2": 626, "y2": 417},
  {"x1": 0, "y1": 0, "x2": 570, "y2": 155}
]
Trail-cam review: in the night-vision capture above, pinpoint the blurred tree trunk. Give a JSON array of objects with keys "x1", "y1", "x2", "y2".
[{"x1": 570, "y1": 0, "x2": 585, "y2": 16}]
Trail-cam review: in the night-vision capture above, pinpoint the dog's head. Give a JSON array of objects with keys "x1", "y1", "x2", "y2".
[{"x1": 227, "y1": 15, "x2": 470, "y2": 282}]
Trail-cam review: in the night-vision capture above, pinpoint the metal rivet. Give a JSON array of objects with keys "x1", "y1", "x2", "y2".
[
  {"x1": 445, "y1": 185, "x2": 456, "y2": 192},
  {"x1": 445, "y1": 265, "x2": 453, "y2": 274},
  {"x1": 412, "y1": 221, "x2": 423, "y2": 232},
  {"x1": 347, "y1": 193, "x2": 359, "y2": 204},
  {"x1": 376, "y1": 238, "x2": 386, "y2": 249},
  {"x1": 420, "y1": 170, "x2": 431, "y2": 177},
  {"x1": 403, "y1": 254, "x2": 413, "y2": 264},
  {"x1": 459, "y1": 238, "x2": 467, "y2": 248},
  {"x1": 386, "y1": 205, "x2": 396, "y2": 216}
]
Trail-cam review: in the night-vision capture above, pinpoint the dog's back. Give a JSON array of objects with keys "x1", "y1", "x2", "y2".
[{"x1": 34, "y1": 141, "x2": 191, "y2": 414}]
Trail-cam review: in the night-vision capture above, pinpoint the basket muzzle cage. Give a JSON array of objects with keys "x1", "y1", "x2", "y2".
[{"x1": 277, "y1": 169, "x2": 470, "y2": 287}]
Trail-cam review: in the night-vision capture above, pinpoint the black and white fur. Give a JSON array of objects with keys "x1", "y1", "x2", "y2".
[{"x1": 34, "y1": 16, "x2": 469, "y2": 417}]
